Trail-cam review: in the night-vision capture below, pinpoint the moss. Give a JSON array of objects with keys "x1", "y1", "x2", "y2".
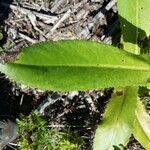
[{"x1": 17, "y1": 111, "x2": 83, "y2": 150}]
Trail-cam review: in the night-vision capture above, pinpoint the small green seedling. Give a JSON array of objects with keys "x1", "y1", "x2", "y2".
[{"x1": 0, "y1": 0, "x2": 149, "y2": 149}]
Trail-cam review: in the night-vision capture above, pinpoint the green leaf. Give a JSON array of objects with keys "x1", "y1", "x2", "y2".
[
  {"x1": 93, "y1": 87, "x2": 138, "y2": 150},
  {"x1": 118, "y1": 0, "x2": 150, "y2": 54},
  {"x1": 133, "y1": 99, "x2": 150, "y2": 149},
  {"x1": 0, "y1": 40, "x2": 149, "y2": 91}
]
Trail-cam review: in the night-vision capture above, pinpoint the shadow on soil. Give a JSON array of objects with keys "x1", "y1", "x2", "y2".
[
  {"x1": 0, "y1": 1, "x2": 14, "y2": 121},
  {"x1": 0, "y1": 0, "x2": 14, "y2": 25},
  {"x1": 0, "y1": 0, "x2": 43, "y2": 120}
]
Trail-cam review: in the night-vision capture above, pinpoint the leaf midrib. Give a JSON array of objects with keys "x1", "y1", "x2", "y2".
[
  {"x1": 9, "y1": 63, "x2": 150, "y2": 71},
  {"x1": 108, "y1": 88, "x2": 127, "y2": 148}
]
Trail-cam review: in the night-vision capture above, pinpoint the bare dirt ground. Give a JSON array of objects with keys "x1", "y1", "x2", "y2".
[{"x1": 0, "y1": 0, "x2": 148, "y2": 149}]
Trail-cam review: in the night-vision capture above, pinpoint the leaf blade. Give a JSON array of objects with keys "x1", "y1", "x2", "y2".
[
  {"x1": 133, "y1": 99, "x2": 150, "y2": 149},
  {"x1": 93, "y1": 87, "x2": 138, "y2": 150},
  {"x1": 0, "y1": 40, "x2": 149, "y2": 91},
  {"x1": 118, "y1": 0, "x2": 150, "y2": 54}
]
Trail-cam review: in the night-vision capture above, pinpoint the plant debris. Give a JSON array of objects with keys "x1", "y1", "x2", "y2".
[{"x1": 0, "y1": 0, "x2": 149, "y2": 150}]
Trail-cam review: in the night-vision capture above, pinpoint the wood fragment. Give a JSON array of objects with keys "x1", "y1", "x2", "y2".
[
  {"x1": 79, "y1": 0, "x2": 117, "y2": 39},
  {"x1": 1, "y1": 3, "x2": 58, "y2": 24},
  {"x1": 48, "y1": 124, "x2": 92, "y2": 128},
  {"x1": 51, "y1": 0, "x2": 68, "y2": 13},
  {"x1": 18, "y1": 33, "x2": 37, "y2": 43},
  {"x1": 47, "y1": 9, "x2": 71, "y2": 36},
  {"x1": 105, "y1": 0, "x2": 117, "y2": 11}
]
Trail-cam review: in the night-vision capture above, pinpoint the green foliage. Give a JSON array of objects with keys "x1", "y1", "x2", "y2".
[
  {"x1": 133, "y1": 100, "x2": 150, "y2": 149},
  {"x1": 118, "y1": 0, "x2": 150, "y2": 54},
  {"x1": 0, "y1": 40, "x2": 149, "y2": 91},
  {"x1": 94, "y1": 87, "x2": 138, "y2": 149},
  {"x1": 118, "y1": 0, "x2": 150, "y2": 38},
  {"x1": 0, "y1": 0, "x2": 149, "y2": 149},
  {"x1": 0, "y1": 28, "x2": 4, "y2": 53},
  {"x1": 17, "y1": 111, "x2": 83, "y2": 150},
  {"x1": 0, "y1": 31, "x2": 3, "y2": 41},
  {"x1": 93, "y1": 0, "x2": 150, "y2": 149},
  {"x1": 0, "y1": 26, "x2": 16, "y2": 52}
]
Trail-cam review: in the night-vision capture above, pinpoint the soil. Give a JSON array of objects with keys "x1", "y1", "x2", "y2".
[{"x1": 0, "y1": 0, "x2": 149, "y2": 150}]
